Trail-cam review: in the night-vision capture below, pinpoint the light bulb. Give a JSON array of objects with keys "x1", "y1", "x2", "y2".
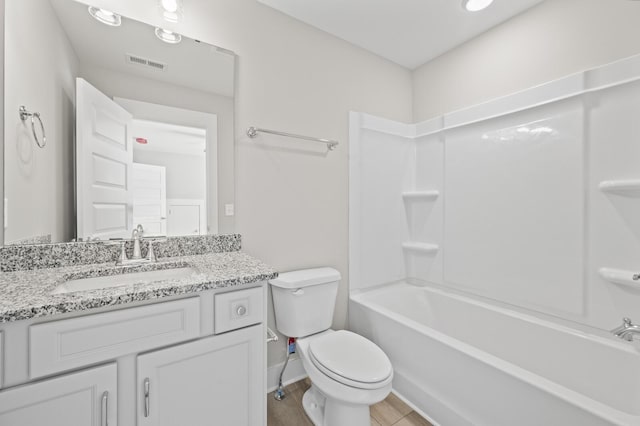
[
  {"x1": 88, "y1": 6, "x2": 121, "y2": 26},
  {"x1": 155, "y1": 27, "x2": 182, "y2": 44},
  {"x1": 462, "y1": 0, "x2": 494, "y2": 12},
  {"x1": 161, "y1": 0, "x2": 178, "y2": 13},
  {"x1": 159, "y1": 0, "x2": 183, "y2": 22}
]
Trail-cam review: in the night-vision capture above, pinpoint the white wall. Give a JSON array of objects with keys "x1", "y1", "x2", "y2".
[
  {"x1": 4, "y1": 0, "x2": 78, "y2": 244},
  {"x1": 74, "y1": 0, "x2": 413, "y2": 367},
  {"x1": 133, "y1": 150, "x2": 206, "y2": 200},
  {"x1": 412, "y1": 0, "x2": 640, "y2": 122}
]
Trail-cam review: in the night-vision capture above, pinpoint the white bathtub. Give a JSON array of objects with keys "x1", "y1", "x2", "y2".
[{"x1": 349, "y1": 281, "x2": 640, "y2": 426}]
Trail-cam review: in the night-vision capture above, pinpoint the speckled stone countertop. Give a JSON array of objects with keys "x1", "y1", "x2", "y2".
[{"x1": 0, "y1": 251, "x2": 278, "y2": 323}]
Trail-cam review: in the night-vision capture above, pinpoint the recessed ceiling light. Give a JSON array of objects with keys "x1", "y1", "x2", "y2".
[
  {"x1": 159, "y1": 0, "x2": 183, "y2": 22},
  {"x1": 462, "y1": 0, "x2": 494, "y2": 12},
  {"x1": 88, "y1": 6, "x2": 122, "y2": 26},
  {"x1": 155, "y1": 27, "x2": 182, "y2": 44}
]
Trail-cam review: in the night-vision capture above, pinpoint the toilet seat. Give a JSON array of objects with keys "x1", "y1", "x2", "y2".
[{"x1": 308, "y1": 330, "x2": 392, "y2": 390}]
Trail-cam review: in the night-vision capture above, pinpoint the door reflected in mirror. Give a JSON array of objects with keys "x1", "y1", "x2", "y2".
[{"x1": 3, "y1": 0, "x2": 235, "y2": 245}]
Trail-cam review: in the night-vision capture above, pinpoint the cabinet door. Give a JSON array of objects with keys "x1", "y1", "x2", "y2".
[
  {"x1": 138, "y1": 325, "x2": 264, "y2": 426},
  {"x1": 0, "y1": 363, "x2": 117, "y2": 426}
]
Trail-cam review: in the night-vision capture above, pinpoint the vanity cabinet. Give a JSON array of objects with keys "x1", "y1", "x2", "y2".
[
  {"x1": 0, "y1": 363, "x2": 117, "y2": 426},
  {"x1": 137, "y1": 325, "x2": 263, "y2": 426},
  {"x1": 0, "y1": 285, "x2": 267, "y2": 426}
]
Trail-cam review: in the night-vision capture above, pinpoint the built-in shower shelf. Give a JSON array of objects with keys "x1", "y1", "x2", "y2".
[
  {"x1": 599, "y1": 180, "x2": 640, "y2": 197},
  {"x1": 402, "y1": 242, "x2": 439, "y2": 255},
  {"x1": 599, "y1": 268, "x2": 640, "y2": 289},
  {"x1": 402, "y1": 191, "x2": 440, "y2": 201}
]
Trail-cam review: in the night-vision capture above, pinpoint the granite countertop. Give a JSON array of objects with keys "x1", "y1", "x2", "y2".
[{"x1": 0, "y1": 251, "x2": 278, "y2": 323}]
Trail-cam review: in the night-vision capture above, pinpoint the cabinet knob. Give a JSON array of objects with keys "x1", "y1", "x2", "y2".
[{"x1": 236, "y1": 305, "x2": 247, "y2": 316}]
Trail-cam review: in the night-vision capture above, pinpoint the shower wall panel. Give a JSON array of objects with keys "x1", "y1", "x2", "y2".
[
  {"x1": 350, "y1": 54, "x2": 640, "y2": 328},
  {"x1": 443, "y1": 100, "x2": 585, "y2": 316}
]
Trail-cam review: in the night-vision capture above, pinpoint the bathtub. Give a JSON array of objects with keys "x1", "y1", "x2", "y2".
[{"x1": 349, "y1": 281, "x2": 640, "y2": 426}]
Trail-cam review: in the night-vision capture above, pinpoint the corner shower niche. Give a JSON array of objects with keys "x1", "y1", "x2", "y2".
[{"x1": 350, "y1": 53, "x2": 640, "y2": 328}]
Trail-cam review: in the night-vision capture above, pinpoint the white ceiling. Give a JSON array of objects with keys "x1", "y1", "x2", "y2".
[
  {"x1": 50, "y1": 0, "x2": 235, "y2": 97},
  {"x1": 257, "y1": 0, "x2": 545, "y2": 69}
]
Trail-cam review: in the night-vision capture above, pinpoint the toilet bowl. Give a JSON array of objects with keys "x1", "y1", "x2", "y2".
[
  {"x1": 297, "y1": 330, "x2": 393, "y2": 426},
  {"x1": 269, "y1": 268, "x2": 394, "y2": 426}
]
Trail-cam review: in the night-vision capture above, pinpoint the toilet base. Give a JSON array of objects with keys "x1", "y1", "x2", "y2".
[{"x1": 302, "y1": 385, "x2": 371, "y2": 426}]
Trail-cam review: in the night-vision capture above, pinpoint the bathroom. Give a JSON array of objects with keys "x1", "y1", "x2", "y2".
[{"x1": 1, "y1": 0, "x2": 640, "y2": 425}]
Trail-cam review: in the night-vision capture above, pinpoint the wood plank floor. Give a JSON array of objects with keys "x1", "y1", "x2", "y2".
[{"x1": 267, "y1": 378, "x2": 433, "y2": 426}]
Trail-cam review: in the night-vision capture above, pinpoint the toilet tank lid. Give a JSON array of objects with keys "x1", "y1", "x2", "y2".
[{"x1": 269, "y1": 267, "x2": 341, "y2": 289}]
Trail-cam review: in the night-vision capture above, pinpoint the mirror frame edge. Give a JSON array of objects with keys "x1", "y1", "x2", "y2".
[{"x1": 1, "y1": 0, "x2": 5, "y2": 246}]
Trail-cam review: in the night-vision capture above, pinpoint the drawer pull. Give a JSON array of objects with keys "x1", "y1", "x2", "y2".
[
  {"x1": 101, "y1": 391, "x2": 109, "y2": 426},
  {"x1": 144, "y1": 378, "x2": 150, "y2": 417}
]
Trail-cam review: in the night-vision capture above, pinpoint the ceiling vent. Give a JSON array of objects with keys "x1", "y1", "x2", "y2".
[{"x1": 126, "y1": 54, "x2": 168, "y2": 72}]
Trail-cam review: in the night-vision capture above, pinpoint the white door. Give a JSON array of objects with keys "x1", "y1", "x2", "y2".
[
  {"x1": 133, "y1": 163, "x2": 167, "y2": 237},
  {"x1": 137, "y1": 325, "x2": 264, "y2": 426},
  {"x1": 167, "y1": 199, "x2": 206, "y2": 236},
  {"x1": 0, "y1": 363, "x2": 117, "y2": 426},
  {"x1": 76, "y1": 78, "x2": 133, "y2": 240}
]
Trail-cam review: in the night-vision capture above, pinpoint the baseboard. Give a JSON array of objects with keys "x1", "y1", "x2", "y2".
[{"x1": 266, "y1": 357, "x2": 307, "y2": 393}]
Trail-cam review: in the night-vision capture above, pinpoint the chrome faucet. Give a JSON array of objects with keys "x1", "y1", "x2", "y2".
[
  {"x1": 611, "y1": 318, "x2": 640, "y2": 342},
  {"x1": 132, "y1": 224, "x2": 144, "y2": 260},
  {"x1": 116, "y1": 224, "x2": 156, "y2": 266}
]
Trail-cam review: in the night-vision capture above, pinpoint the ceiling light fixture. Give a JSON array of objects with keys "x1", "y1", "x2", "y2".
[
  {"x1": 159, "y1": 0, "x2": 183, "y2": 23},
  {"x1": 88, "y1": 6, "x2": 122, "y2": 26},
  {"x1": 462, "y1": 0, "x2": 494, "y2": 12},
  {"x1": 155, "y1": 27, "x2": 182, "y2": 44}
]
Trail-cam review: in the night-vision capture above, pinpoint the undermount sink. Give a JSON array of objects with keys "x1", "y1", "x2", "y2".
[{"x1": 51, "y1": 267, "x2": 198, "y2": 295}]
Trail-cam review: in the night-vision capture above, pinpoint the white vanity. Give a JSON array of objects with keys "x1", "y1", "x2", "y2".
[{"x1": 0, "y1": 238, "x2": 275, "y2": 426}]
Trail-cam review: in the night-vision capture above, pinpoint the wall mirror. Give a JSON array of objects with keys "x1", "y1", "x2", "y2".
[{"x1": 3, "y1": 0, "x2": 235, "y2": 245}]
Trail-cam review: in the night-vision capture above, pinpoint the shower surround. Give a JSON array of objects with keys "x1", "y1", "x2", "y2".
[{"x1": 349, "y1": 54, "x2": 640, "y2": 425}]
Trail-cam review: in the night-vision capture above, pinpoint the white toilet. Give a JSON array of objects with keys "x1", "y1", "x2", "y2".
[{"x1": 269, "y1": 268, "x2": 393, "y2": 426}]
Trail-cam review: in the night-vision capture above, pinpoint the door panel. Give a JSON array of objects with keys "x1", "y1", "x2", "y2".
[
  {"x1": 76, "y1": 78, "x2": 133, "y2": 240},
  {"x1": 0, "y1": 363, "x2": 117, "y2": 426},
  {"x1": 133, "y1": 163, "x2": 167, "y2": 236},
  {"x1": 137, "y1": 325, "x2": 264, "y2": 426},
  {"x1": 167, "y1": 199, "x2": 206, "y2": 236}
]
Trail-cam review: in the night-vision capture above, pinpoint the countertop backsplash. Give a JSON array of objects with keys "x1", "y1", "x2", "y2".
[{"x1": 0, "y1": 234, "x2": 242, "y2": 272}]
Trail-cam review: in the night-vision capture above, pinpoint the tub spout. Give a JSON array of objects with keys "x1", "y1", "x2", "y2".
[{"x1": 611, "y1": 317, "x2": 640, "y2": 342}]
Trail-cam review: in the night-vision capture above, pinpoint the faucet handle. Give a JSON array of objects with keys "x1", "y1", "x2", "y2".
[
  {"x1": 116, "y1": 242, "x2": 128, "y2": 266},
  {"x1": 147, "y1": 241, "x2": 157, "y2": 262},
  {"x1": 611, "y1": 317, "x2": 631, "y2": 334}
]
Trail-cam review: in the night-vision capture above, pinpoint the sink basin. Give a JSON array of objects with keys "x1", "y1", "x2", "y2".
[{"x1": 51, "y1": 267, "x2": 198, "y2": 295}]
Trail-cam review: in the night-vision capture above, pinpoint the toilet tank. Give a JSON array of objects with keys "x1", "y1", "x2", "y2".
[{"x1": 269, "y1": 267, "x2": 341, "y2": 338}]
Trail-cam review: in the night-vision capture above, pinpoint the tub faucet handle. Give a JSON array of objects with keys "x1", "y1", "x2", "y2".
[{"x1": 611, "y1": 317, "x2": 640, "y2": 341}]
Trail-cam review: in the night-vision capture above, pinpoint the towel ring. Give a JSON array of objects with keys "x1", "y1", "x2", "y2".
[{"x1": 19, "y1": 106, "x2": 46, "y2": 148}]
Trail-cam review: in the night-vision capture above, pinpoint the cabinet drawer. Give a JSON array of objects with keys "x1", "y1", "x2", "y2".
[
  {"x1": 30, "y1": 298, "x2": 200, "y2": 379},
  {"x1": 214, "y1": 287, "x2": 263, "y2": 334}
]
